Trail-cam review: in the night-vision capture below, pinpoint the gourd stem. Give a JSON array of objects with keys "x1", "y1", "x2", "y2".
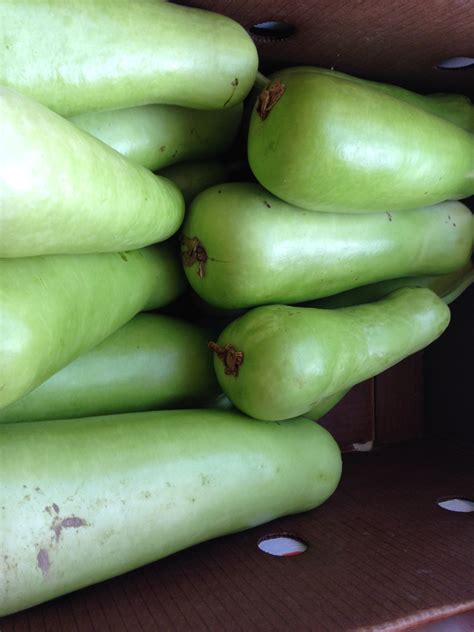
[
  {"x1": 208, "y1": 341, "x2": 244, "y2": 377},
  {"x1": 254, "y1": 71, "x2": 270, "y2": 91}
]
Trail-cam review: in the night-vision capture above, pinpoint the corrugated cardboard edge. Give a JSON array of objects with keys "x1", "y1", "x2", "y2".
[{"x1": 354, "y1": 600, "x2": 474, "y2": 631}]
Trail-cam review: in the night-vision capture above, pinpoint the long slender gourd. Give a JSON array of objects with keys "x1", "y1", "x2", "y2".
[
  {"x1": 181, "y1": 183, "x2": 472, "y2": 309},
  {"x1": 210, "y1": 288, "x2": 450, "y2": 420},
  {"x1": 0, "y1": 314, "x2": 219, "y2": 424},
  {"x1": 1, "y1": 87, "x2": 184, "y2": 257},
  {"x1": 0, "y1": 0, "x2": 258, "y2": 116},
  {"x1": 70, "y1": 103, "x2": 243, "y2": 172},
  {"x1": 0, "y1": 244, "x2": 185, "y2": 410},
  {"x1": 309, "y1": 262, "x2": 474, "y2": 309},
  {"x1": 0, "y1": 410, "x2": 342, "y2": 616},
  {"x1": 248, "y1": 68, "x2": 474, "y2": 212}
]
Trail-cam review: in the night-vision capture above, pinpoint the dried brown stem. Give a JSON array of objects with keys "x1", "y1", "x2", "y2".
[
  {"x1": 208, "y1": 341, "x2": 244, "y2": 377},
  {"x1": 181, "y1": 235, "x2": 208, "y2": 279},
  {"x1": 256, "y1": 80, "x2": 286, "y2": 120}
]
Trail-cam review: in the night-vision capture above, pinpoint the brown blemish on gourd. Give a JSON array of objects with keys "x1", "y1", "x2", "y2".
[
  {"x1": 208, "y1": 341, "x2": 244, "y2": 377},
  {"x1": 61, "y1": 516, "x2": 87, "y2": 529},
  {"x1": 386, "y1": 212, "x2": 392, "y2": 222},
  {"x1": 51, "y1": 514, "x2": 88, "y2": 542},
  {"x1": 181, "y1": 235, "x2": 208, "y2": 279},
  {"x1": 256, "y1": 80, "x2": 285, "y2": 120},
  {"x1": 263, "y1": 200, "x2": 272, "y2": 208},
  {"x1": 37, "y1": 549, "x2": 50, "y2": 576}
]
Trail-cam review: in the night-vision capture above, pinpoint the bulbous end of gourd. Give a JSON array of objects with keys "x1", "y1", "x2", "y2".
[
  {"x1": 297, "y1": 420, "x2": 343, "y2": 512},
  {"x1": 248, "y1": 71, "x2": 474, "y2": 211}
]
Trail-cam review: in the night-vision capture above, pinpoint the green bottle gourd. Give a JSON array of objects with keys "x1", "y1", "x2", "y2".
[
  {"x1": 0, "y1": 314, "x2": 220, "y2": 424},
  {"x1": 181, "y1": 183, "x2": 472, "y2": 309},
  {"x1": 210, "y1": 288, "x2": 450, "y2": 421},
  {"x1": 248, "y1": 68, "x2": 474, "y2": 212},
  {"x1": 0, "y1": 244, "x2": 185, "y2": 410},
  {"x1": 69, "y1": 103, "x2": 243, "y2": 172},
  {"x1": 0, "y1": 0, "x2": 258, "y2": 115},
  {"x1": 309, "y1": 262, "x2": 474, "y2": 309},
  {"x1": 1, "y1": 87, "x2": 185, "y2": 257},
  {"x1": 0, "y1": 410, "x2": 341, "y2": 616}
]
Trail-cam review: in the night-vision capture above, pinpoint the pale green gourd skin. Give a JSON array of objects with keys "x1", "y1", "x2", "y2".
[
  {"x1": 0, "y1": 88, "x2": 185, "y2": 257},
  {"x1": 69, "y1": 103, "x2": 243, "y2": 172},
  {"x1": 281, "y1": 67, "x2": 474, "y2": 132},
  {"x1": 212, "y1": 389, "x2": 350, "y2": 421},
  {"x1": 0, "y1": 0, "x2": 258, "y2": 116},
  {"x1": 0, "y1": 244, "x2": 186, "y2": 410},
  {"x1": 248, "y1": 70, "x2": 474, "y2": 212},
  {"x1": 213, "y1": 288, "x2": 450, "y2": 421},
  {"x1": 0, "y1": 410, "x2": 342, "y2": 616},
  {"x1": 181, "y1": 183, "x2": 472, "y2": 309},
  {"x1": 159, "y1": 160, "x2": 231, "y2": 204},
  {"x1": 305, "y1": 389, "x2": 350, "y2": 421},
  {"x1": 309, "y1": 262, "x2": 474, "y2": 309},
  {"x1": 0, "y1": 314, "x2": 220, "y2": 424}
]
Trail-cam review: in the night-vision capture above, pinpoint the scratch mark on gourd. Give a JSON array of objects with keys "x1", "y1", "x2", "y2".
[
  {"x1": 200, "y1": 474, "x2": 211, "y2": 486},
  {"x1": 223, "y1": 77, "x2": 239, "y2": 108}
]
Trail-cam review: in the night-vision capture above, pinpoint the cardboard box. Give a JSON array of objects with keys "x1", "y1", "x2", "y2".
[{"x1": 2, "y1": 1, "x2": 473, "y2": 629}]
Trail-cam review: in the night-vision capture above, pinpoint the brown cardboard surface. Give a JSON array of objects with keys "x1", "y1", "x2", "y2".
[
  {"x1": 375, "y1": 354, "x2": 424, "y2": 446},
  {"x1": 2, "y1": 439, "x2": 473, "y2": 631},
  {"x1": 177, "y1": 0, "x2": 474, "y2": 97}
]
